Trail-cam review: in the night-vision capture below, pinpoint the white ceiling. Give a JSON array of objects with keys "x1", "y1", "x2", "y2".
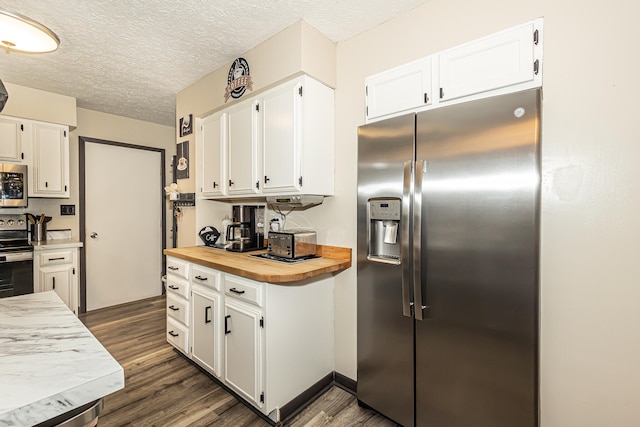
[{"x1": 0, "y1": 1, "x2": 427, "y2": 127}]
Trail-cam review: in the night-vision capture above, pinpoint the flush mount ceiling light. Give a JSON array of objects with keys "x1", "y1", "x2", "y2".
[{"x1": 0, "y1": 7, "x2": 59, "y2": 53}]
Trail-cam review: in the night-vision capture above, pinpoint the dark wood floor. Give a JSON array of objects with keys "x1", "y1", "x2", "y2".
[{"x1": 80, "y1": 295, "x2": 396, "y2": 427}]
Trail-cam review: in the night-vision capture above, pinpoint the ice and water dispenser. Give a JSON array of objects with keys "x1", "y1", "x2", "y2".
[{"x1": 367, "y1": 198, "x2": 401, "y2": 264}]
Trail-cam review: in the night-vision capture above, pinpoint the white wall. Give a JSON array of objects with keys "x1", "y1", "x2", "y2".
[{"x1": 333, "y1": 0, "x2": 640, "y2": 425}]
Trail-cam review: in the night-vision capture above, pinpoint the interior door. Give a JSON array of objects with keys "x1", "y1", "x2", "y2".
[{"x1": 83, "y1": 141, "x2": 164, "y2": 311}]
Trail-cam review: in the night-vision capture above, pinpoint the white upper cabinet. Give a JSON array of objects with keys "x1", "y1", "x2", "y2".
[
  {"x1": 197, "y1": 74, "x2": 335, "y2": 199},
  {"x1": 366, "y1": 57, "x2": 433, "y2": 121},
  {"x1": 200, "y1": 112, "x2": 226, "y2": 197},
  {"x1": 29, "y1": 121, "x2": 70, "y2": 198},
  {"x1": 227, "y1": 98, "x2": 261, "y2": 196},
  {"x1": 364, "y1": 19, "x2": 543, "y2": 122},
  {"x1": 438, "y1": 21, "x2": 541, "y2": 102},
  {"x1": 0, "y1": 116, "x2": 24, "y2": 163},
  {"x1": 262, "y1": 75, "x2": 334, "y2": 195}
]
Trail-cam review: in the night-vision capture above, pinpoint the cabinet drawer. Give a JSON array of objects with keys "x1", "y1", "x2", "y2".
[
  {"x1": 224, "y1": 275, "x2": 263, "y2": 307},
  {"x1": 166, "y1": 276, "x2": 190, "y2": 300},
  {"x1": 191, "y1": 265, "x2": 220, "y2": 291},
  {"x1": 39, "y1": 249, "x2": 73, "y2": 266},
  {"x1": 167, "y1": 317, "x2": 189, "y2": 354},
  {"x1": 167, "y1": 257, "x2": 189, "y2": 279},
  {"x1": 167, "y1": 293, "x2": 189, "y2": 325}
]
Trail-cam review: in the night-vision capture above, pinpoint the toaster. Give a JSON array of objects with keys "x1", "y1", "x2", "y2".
[{"x1": 267, "y1": 230, "x2": 317, "y2": 259}]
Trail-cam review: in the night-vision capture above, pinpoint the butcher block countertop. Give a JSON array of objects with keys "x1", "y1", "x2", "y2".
[{"x1": 164, "y1": 245, "x2": 351, "y2": 283}]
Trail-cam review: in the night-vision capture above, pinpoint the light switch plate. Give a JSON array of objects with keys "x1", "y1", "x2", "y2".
[{"x1": 60, "y1": 205, "x2": 75, "y2": 215}]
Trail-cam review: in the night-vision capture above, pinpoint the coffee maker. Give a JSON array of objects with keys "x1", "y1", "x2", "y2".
[{"x1": 226, "y1": 205, "x2": 266, "y2": 252}]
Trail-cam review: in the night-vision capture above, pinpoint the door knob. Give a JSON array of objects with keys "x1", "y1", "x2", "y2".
[{"x1": 90, "y1": 232, "x2": 98, "y2": 238}]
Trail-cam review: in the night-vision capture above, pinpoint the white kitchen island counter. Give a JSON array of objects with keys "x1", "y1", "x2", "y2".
[{"x1": 0, "y1": 291, "x2": 124, "y2": 426}]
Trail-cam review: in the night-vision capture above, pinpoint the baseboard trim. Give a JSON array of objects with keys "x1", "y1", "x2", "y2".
[
  {"x1": 279, "y1": 372, "x2": 334, "y2": 422},
  {"x1": 174, "y1": 349, "x2": 359, "y2": 425},
  {"x1": 333, "y1": 371, "x2": 357, "y2": 395}
]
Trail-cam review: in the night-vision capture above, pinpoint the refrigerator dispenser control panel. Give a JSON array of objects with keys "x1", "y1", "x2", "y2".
[
  {"x1": 368, "y1": 198, "x2": 401, "y2": 264},
  {"x1": 369, "y1": 199, "x2": 401, "y2": 220}
]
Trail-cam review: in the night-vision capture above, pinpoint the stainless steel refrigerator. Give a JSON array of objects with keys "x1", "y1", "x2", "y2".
[{"x1": 357, "y1": 89, "x2": 540, "y2": 427}]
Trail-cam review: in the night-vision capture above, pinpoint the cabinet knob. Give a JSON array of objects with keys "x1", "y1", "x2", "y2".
[{"x1": 90, "y1": 232, "x2": 98, "y2": 239}]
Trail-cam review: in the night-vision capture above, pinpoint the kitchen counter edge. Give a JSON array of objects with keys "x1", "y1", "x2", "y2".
[
  {"x1": 32, "y1": 239, "x2": 84, "y2": 250},
  {"x1": 164, "y1": 245, "x2": 351, "y2": 283}
]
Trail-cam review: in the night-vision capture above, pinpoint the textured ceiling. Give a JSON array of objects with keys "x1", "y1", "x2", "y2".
[{"x1": 0, "y1": 0, "x2": 427, "y2": 127}]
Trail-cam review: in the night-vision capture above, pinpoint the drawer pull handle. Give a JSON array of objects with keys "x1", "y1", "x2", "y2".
[
  {"x1": 168, "y1": 285, "x2": 179, "y2": 290},
  {"x1": 168, "y1": 305, "x2": 179, "y2": 311},
  {"x1": 168, "y1": 266, "x2": 179, "y2": 271},
  {"x1": 195, "y1": 275, "x2": 208, "y2": 281},
  {"x1": 205, "y1": 306, "x2": 212, "y2": 324},
  {"x1": 229, "y1": 287, "x2": 245, "y2": 295},
  {"x1": 168, "y1": 330, "x2": 179, "y2": 337},
  {"x1": 48, "y1": 257, "x2": 66, "y2": 261},
  {"x1": 225, "y1": 314, "x2": 231, "y2": 334}
]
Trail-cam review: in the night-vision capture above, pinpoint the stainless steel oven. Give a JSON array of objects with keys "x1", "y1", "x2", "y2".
[
  {"x1": 1, "y1": 163, "x2": 28, "y2": 207},
  {"x1": 0, "y1": 214, "x2": 33, "y2": 298}
]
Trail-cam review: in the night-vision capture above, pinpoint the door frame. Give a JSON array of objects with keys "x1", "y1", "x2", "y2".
[{"x1": 79, "y1": 136, "x2": 166, "y2": 313}]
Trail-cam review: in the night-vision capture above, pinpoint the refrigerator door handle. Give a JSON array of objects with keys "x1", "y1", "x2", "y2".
[
  {"x1": 414, "y1": 160, "x2": 426, "y2": 320},
  {"x1": 401, "y1": 160, "x2": 413, "y2": 317}
]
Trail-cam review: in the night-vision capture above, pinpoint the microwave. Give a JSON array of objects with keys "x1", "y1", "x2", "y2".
[{"x1": 0, "y1": 164, "x2": 27, "y2": 207}]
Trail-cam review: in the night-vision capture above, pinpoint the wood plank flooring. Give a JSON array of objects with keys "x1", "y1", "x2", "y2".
[{"x1": 80, "y1": 295, "x2": 396, "y2": 427}]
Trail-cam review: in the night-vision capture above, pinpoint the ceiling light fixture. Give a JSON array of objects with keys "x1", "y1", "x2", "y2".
[{"x1": 0, "y1": 7, "x2": 59, "y2": 53}]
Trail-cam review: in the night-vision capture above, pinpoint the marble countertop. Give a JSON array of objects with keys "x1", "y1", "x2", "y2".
[
  {"x1": 0, "y1": 292, "x2": 124, "y2": 426},
  {"x1": 31, "y1": 239, "x2": 84, "y2": 250}
]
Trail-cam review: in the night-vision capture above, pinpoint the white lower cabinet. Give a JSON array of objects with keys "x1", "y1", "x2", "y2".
[
  {"x1": 165, "y1": 257, "x2": 333, "y2": 423},
  {"x1": 224, "y1": 274, "x2": 264, "y2": 407},
  {"x1": 166, "y1": 257, "x2": 190, "y2": 355},
  {"x1": 191, "y1": 264, "x2": 221, "y2": 377},
  {"x1": 34, "y1": 246, "x2": 80, "y2": 315}
]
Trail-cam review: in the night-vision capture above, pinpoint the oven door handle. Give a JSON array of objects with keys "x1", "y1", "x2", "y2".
[{"x1": 0, "y1": 253, "x2": 34, "y2": 263}]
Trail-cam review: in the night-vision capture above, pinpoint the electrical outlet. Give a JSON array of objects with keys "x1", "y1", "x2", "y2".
[{"x1": 60, "y1": 205, "x2": 75, "y2": 215}]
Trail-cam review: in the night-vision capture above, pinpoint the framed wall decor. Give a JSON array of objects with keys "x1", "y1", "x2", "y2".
[
  {"x1": 179, "y1": 114, "x2": 193, "y2": 137},
  {"x1": 176, "y1": 140, "x2": 189, "y2": 179}
]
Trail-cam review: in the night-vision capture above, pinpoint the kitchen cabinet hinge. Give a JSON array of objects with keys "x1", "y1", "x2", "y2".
[
  {"x1": 533, "y1": 59, "x2": 540, "y2": 75},
  {"x1": 72, "y1": 267, "x2": 76, "y2": 275},
  {"x1": 255, "y1": 103, "x2": 260, "y2": 112},
  {"x1": 533, "y1": 29, "x2": 539, "y2": 45},
  {"x1": 365, "y1": 85, "x2": 368, "y2": 96},
  {"x1": 21, "y1": 153, "x2": 24, "y2": 160},
  {"x1": 260, "y1": 317, "x2": 264, "y2": 328},
  {"x1": 439, "y1": 88, "x2": 444, "y2": 99},
  {"x1": 64, "y1": 185, "x2": 68, "y2": 192},
  {"x1": 20, "y1": 124, "x2": 24, "y2": 131},
  {"x1": 298, "y1": 176, "x2": 302, "y2": 186},
  {"x1": 424, "y1": 93, "x2": 429, "y2": 104},
  {"x1": 64, "y1": 130, "x2": 67, "y2": 137},
  {"x1": 260, "y1": 392, "x2": 265, "y2": 403},
  {"x1": 298, "y1": 86, "x2": 303, "y2": 97},
  {"x1": 255, "y1": 181, "x2": 260, "y2": 189}
]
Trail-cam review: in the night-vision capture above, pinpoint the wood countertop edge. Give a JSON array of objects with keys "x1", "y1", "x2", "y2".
[{"x1": 164, "y1": 245, "x2": 352, "y2": 284}]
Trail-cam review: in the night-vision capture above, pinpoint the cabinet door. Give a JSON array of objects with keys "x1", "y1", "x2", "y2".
[
  {"x1": 201, "y1": 112, "x2": 226, "y2": 196},
  {"x1": 0, "y1": 117, "x2": 23, "y2": 162},
  {"x1": 262, "y1": 81, "x2": 301, "y2": 193},
  {"x1": 438, "y1": 22, "x2": 537, "y2": 102},
  {"x1": 41, "y1": 264, "x2": 73, "y2": 310},
  {"x1": 32, "y1": 122, "x2": 69, "y2": 197},
  {"x1": 224, "y1": 298, "x2": 263, "y2": 407},
  {"x1": 227, "y1": 99, "x2": 261, "y2": 195},
  {"x1": 366, "y1": 57, "x2": 433, "y2": 121},
  {"x1": 192, "y1": 287, "x2": 220, "y2": 377}
]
